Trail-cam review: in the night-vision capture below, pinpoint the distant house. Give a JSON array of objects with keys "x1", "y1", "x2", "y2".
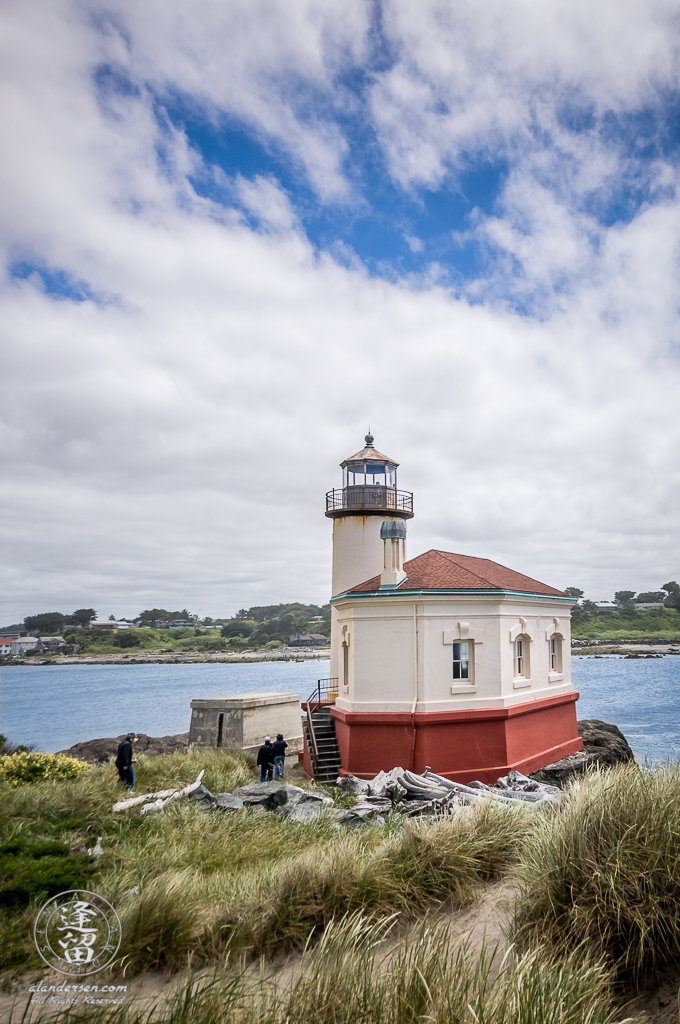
[
  {"x1": 289, "y1": 633, "x2": 328, "y2": 647},
  {"x1": 10, "y1": 637, "x2": 41, "y2": 656},
  {"x1": 635, "y1": 602, "x2": 665, "y2": 611},
  {"x1": 88, "y1": 621, "x2": 119, "y2": 631},
  {"x1": 0, "y1": 637, "x2": 13, "y2": 656},
  {"x1": 40, "y1": 636, "x2": 66, "y2": 652},
  {"x1": 596, "y1": 602, "x2": 619, "y2": 613},
  {"x1": 153, "y1": 620, "x2": 170, "y2": 629},
  {"x1": 169, "y1": 620, "x2": 194, "y2": 629}
]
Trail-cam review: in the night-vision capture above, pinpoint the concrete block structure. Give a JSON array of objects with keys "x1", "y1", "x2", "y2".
[{"x1": 189, "y1": 692, "x2": 303, "y2": 754}]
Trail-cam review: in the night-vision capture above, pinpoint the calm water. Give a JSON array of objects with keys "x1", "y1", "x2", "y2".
[
  {"x1": 1, "y1": 655, "x2": 679, "y2": 764},
  {"x1": 0, "y1": 660, "x2": 328, "y2": 753}
]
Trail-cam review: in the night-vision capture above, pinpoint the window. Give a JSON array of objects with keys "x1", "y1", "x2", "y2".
[
  {"x1": 342, "y1": 641, "x2": 349, "y2": 690},
  {"x1": 549, "y1": 635, "x2": 562, "y2": 673},
  {"x1": 514, "y1": 637, "x2": 530, "y2": 678},
  {"x1": 453, "y1": 641, "x2": 471, "y2": 680}
]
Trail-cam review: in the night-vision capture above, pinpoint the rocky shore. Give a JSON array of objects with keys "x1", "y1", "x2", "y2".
[
  {"x1": 60, "y1": 718, "x2": 635, "y2": 788},
  {"x1": 4, "y1": 650, "x2": 330, "y2": 666}
]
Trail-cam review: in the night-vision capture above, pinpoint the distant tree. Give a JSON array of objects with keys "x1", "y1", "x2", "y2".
[
  {"x1": 72, "y1": 608, "x2": 96, "y2": 627},
  {"x1": 23, "y1": 612, "x2": 69, "y2": 635},
  {"x1": 583, "y1": 600, "x2": 599, "y2": 612},
  {"x1": 663, "y1": 582, "x2": 680, "y2": 611},
  {"x1": 113, "y1": 630, "x2": 143, "y2": 648},
  {"x1": 614, "y1": 591, "x2": 636, "y2": 606},
  {"x1": 221, "y1": 620, "x2": 255, "y2": 638},
  {"x1": 234, "y1": 609, "x2": 250, "y2": 620},
  {"x1": 621, "y1": 599, "x2": 637, "y2": 617},
  {"x1": 564, "y1": 587, "x2": 584, "y2": 598},
  {"x1": 108, "y1": 614, "x2": 116, "y2": 621},
  {"x1": 136, "y1": 608, "x2": 192, "y2": 624},
  {"x1": 636, "y1": 592, "x2": 666, "y2": 603}
]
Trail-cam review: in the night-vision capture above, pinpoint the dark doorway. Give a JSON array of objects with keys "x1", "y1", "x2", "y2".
[{"x1": 217, "y1": 712, "x2": 224, "y2": 748}]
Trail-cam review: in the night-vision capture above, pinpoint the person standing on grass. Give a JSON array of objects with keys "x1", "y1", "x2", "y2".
[
  {"x1": 257, "y1": 736, "x2": 275, "y2": 782},
  {"x1": 272, "y1": 733, "x2": 288, "y2": 780},
  {"x1": 115, "y1": 733, "x2": 138, "y2": 790}
]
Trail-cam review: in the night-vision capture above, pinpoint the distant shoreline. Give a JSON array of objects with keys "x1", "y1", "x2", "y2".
[{"x1": 1, "y1": 651, "x2": 331, "y2": 667}]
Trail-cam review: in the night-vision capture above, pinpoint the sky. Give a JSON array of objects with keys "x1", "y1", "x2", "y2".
[{"x1": 1, "y1": 0, "x2": 680, "y2": 624}]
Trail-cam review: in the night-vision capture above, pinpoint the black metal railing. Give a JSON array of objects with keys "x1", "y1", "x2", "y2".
[
  {"x1": 325, "y1": 487, "x2": 413, "y2": 515},
  {"x1": 304, "y1": 678, "x2": 339, "y2": 772}
]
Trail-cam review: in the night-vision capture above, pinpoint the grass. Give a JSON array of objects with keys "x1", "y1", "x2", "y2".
[
  {"x1": 0, "y1": 748, "x2": 527, "y2": 982},
  {"x1": 572, "y1": 608, "x2": 680, "y2": 640},
  {"x1": 7, "y1": 749, "x2": 680, "y2": 1018},
  {"x1": 8, "y1": 914, "x2": 636, "y2": 1024},
  {"x1": 514, "y1": 762, "x2": 680, "y2": 982}
]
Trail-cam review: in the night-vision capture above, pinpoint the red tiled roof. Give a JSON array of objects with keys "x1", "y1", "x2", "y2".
[
  {"x1": 0, "y1": 637, "x2": 16, "y2": 644},
  {"x1": 347, "y1": 550, "x2": 566, "y2": 596}
]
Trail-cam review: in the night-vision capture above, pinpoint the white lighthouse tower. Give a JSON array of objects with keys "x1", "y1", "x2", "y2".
[{"x1": 326, "y1": 434, "x2": 413, "y2": 683}]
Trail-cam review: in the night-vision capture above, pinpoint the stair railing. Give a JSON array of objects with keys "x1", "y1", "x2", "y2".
[{"x1": 304, "y1": 678, "x2": 338, "y2": 778}]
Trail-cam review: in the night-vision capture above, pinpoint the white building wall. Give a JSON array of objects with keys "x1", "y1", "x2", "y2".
[
  {"x1": 333, "y1": 593, "x2": 574, "y2": 714},
  {"x1": 329, "y1": 514, "x2": 402, "y2": 682}
]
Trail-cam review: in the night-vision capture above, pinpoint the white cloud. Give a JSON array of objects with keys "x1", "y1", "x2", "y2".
[{"x1": 1, "y1": 0, "x2": 680, "y2": 625}]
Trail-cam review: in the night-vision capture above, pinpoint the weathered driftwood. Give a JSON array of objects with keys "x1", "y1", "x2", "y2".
[{"x1": 111, "y1": 770, "x2": 205, "y2": 814}]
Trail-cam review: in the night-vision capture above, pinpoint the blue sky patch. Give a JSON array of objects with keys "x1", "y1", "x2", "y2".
[{"x1": 10, "y1": 262, "x2": 107, "y2": 304}]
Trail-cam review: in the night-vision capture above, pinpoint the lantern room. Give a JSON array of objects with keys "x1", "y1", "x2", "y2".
[{"x1": 326, "y1": 433, "x2": 413, "y2": 519}]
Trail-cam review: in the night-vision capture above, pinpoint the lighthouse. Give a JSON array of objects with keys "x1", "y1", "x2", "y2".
[
  {"x1": 325, "y1": 433, "x2": 413, "y2": 686},
  {"x1": 309, "y1": 434, "x2": 584, "y2": 784}
]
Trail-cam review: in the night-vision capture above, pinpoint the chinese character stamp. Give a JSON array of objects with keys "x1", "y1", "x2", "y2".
[{"x1": 33, "y1": 891, "x2": 121, "y2": 976}]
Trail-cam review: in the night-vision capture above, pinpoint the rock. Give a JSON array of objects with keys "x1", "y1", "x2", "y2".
[
  {"x1": 57, "y1": 732, "x2": 190, "y2": 764},
  {"x1": 215, "y1": 793, "x2": 244, "y2": 811},
  {"x1": 530, "y1": 720, "x2": 635, "y2": 787},
  {"x1": 284, "y1": 801, "x2": 325, "y2": 823},
  {"x1": 231, "y1": 782, "x2": 332, "y2": 813},
  {"x1": 578, "y1": 720, "x2": 635, "y2": 766},
  {"x1": 190, "y1": 784, "x2": 216, "y2": 810},
  {"x1": 231, "y1": 781, "x2": 290, "y2": 809}
]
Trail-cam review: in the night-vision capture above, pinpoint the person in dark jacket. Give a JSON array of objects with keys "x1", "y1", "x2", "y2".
[
  {"x1": 257, "y1": 737, "x2": 275, "y2": 782},
  {"x1": 115, "y1": 733, "x2": 138, "y2": 790},
  {"x1": 272, "y1": 733, "x2": 288, "y2": 780}
]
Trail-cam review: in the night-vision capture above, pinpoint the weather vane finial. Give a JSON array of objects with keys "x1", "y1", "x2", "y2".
[{"x1": 365, "y1": 425, "x2": 374, "y2": 446}]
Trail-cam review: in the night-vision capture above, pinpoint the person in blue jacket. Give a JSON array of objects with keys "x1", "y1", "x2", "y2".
[{"x1": 272, "y1": 733, "x2": 288, "y2": 780}]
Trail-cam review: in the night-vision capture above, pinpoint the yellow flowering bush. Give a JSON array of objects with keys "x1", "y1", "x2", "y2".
[{"x1": 0, "y1": 751, "x2": 90, "y2": 785}]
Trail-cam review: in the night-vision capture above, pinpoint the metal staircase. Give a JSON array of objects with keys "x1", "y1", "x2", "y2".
[{"x1": 304, "y1": 678, "x2": 343, "y2": 783}]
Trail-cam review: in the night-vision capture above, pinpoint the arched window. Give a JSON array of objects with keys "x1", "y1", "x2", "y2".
[
  {"x1": 549, "y1": 634, "x2": 563, "y2": 674},
  {"x1": 514, "y1": 636, "x2": 530, "y2": 679}
]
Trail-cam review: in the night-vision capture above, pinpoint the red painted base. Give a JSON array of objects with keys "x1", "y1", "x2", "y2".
[{"x1": 304, "y1": 693, "x2": 582, "y2": 784}]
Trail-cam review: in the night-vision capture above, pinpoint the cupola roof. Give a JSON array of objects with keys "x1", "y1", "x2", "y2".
[
  {"x1": 346, "y1": 549, "x2": 567, "y2": 597},
  {"x1": 341, "y1": 434, "x2": 398, "y2": 467}
]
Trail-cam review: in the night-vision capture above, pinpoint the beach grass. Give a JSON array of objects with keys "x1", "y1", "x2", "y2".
[
  {"x1": 513, "y1": 761, "x2": 680, "y2": 982},
  {"x1": 7, "y1": 913, "x2": 636, "y2": 1024},
  {"x1": 0, "y1": 749, "x2": 527, "y2": 981}
]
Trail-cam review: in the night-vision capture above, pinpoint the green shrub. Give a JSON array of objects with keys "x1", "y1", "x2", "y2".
[
  {"x1": 0, "y1": 837, "x2": 98, "y2": 908},
  {"x1": 0, "y1": 751, "x2": 90, "y2": 785},
  {"x1": 113, "y1": 630, "x2": 144, "y2": 648}
]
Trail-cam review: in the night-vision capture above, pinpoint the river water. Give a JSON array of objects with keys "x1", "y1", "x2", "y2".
[{"x1": 1, "y1": 655, "x2": 679, "y2": 765}]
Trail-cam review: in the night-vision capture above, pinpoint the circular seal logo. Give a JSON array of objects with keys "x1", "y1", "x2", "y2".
[{"x1": 33, "y1": 890, "x2": 121, "y2": 976}]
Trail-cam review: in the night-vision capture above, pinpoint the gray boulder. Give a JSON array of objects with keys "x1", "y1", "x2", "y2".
[
  {"x1": 231, "y1": 782, "x2": 333, "y2": 813},
  {"x1": 190, "y1": 784, "x2": 216, "y2": 810},
  {"x1": 215, "y1": 793, "x2": 244, "y2": 811},
  {"x1": 231, "y1": 781, "x2": 291, "y2": 809}
]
